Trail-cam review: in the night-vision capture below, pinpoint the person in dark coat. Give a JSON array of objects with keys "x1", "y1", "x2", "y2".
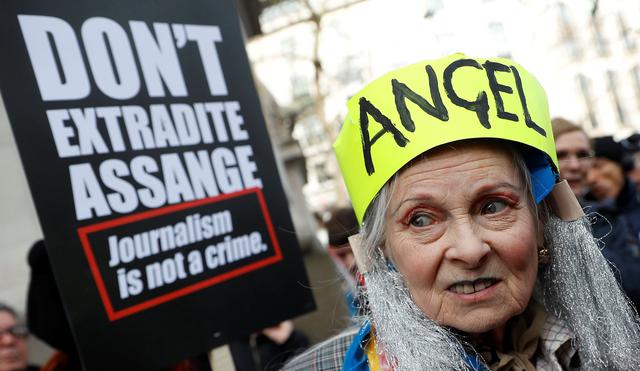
[
  {"x1": 583, "y1": 136, "x2": 640, "y2": 310},
  {"x1": 622, "y1": 133, "x2": 640, "y2": 190}
]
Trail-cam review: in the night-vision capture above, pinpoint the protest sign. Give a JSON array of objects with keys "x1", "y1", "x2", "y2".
[{"x1": 0, "y1": 0, "x2": 315, "y2": 369}]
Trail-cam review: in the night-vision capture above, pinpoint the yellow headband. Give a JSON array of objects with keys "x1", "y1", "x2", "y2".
[{"x1": 334, "y1": 53, "x2": 558, "y2": 223}]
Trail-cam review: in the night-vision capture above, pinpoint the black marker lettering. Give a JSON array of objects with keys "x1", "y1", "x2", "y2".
[
  {"x1": 359, "y1": 97, "x2": 408, "y2": 175},
  {"x1": 510, "y1": 66, "x2": 546, "y2": 137},
  {"x1": 443, "y1": 59, "x2": 491, "y2": 129},
  {"x1": 483, "y1": 61, "x2": 518, "y2": 122},
  {"x1": 392, "y1": 65, "x2": 448, "y2": 132}
]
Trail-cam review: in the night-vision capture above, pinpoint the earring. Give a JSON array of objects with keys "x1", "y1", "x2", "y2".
[{"x1": 538, "y1": 245, "x2": 550, "y2": 264}]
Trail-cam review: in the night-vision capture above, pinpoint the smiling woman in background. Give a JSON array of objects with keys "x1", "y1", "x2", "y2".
[{"x1": 284, "y1": 54, "x2": 640, "y2": 370}]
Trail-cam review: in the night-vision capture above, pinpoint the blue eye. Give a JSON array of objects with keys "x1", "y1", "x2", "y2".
[
  {"x1": 481, "y1": 200, "x2": 508, "y2": 215},
  {"x1": 410, "y1": 213, "x2": 434, "y2": 227}
]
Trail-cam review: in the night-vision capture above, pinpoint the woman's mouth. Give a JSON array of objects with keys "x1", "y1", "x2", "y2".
[{"x1": 448, "y1": 278, "x2": 498, "y2": 294}]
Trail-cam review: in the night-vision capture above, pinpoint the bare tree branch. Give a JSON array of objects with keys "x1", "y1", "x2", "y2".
[{"x1": 256, "y1": 0, "x2": 366, "y2": 36}]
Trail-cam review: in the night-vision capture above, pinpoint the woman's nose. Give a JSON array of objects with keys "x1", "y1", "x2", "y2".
[{"x1": 444, "y1": 222, "x2": 490, "y2": 267}]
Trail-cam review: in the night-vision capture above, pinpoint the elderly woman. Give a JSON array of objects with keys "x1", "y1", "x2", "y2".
[{"x1": 284, "y1": 54, "x2": 640, "y2": 370}]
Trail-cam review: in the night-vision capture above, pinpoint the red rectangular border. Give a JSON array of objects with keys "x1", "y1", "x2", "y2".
[{"x1": 77, "y1": 187, "x2": 283, "y2": 321}]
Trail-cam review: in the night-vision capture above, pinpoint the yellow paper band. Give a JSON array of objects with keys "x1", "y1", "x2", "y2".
[{"x1": 334, "y1": 53, "x2": 557, "y2": 223}]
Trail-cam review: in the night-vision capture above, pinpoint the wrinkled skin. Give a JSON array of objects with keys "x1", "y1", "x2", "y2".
[{"x1": 384, "y1": 142, "x2": 540, "y2": 345}]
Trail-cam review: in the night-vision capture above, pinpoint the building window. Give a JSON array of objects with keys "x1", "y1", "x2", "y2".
[
  {"x1": 488, "y1": 22, "x2": 511, "y2": 59},
  {"x1": 281, "y1": 37, "x2": 297, "y2": 59},
  {"x1": 291, "y1": 74, "x2": 311, "y2": 101},
  {"x1": 590, "y1": 16, "x2": 608, "y2": 57},
  {"x1": 631, "y1": 65, "x2": 640, "y2": 111},
  {"x1": 296, "y1": 116, "x2": 325, "y2": 147},
  {"x1": 576, "y1": 74, "x2": 598, "y2": 129},
  {"x1": 606, "y1": 70, "x2": 627, "y2": 125},
  {"x1": 618, "y1": 13, "x2": 636, "y2": 52},
  {"x1": 309, "y1": 117, "x2": 326, "y2": 146},
  {"x1": 336, "y1": 55, "x2": 363, "y2": 85},
  {"x1": 557, "y1": 3, "x2": 582, "y2": 60},
  {"x1": 314, "y1": 162, "x2": 332, "y2": 183},
  {"x1": 293, "y1": 116, "x2": 326, "y2": 148}
]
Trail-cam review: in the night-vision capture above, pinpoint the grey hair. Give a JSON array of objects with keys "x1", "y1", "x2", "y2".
[
  {"x1": 537, "y1": 216, "x2": 640, "y2": 369},
  {"x1": 357, "y1": 141, "x2": 640, "y2": 369}
]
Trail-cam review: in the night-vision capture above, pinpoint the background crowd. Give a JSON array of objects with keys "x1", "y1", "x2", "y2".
[{"x1": 552, "y1": 120, "x2": 640, "y2": 310}]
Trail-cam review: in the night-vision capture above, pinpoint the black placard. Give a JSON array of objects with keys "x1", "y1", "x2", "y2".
[{"x1": 0, "y1": 1, "x2": 315, "y2": 369}]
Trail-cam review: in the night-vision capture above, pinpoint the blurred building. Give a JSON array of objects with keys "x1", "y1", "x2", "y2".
[{"x1": 247, "y1": 0, "x2": 640, "y2": 213}]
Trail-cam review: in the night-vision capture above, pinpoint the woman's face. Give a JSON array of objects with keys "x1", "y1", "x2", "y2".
[{"x1": 384, "y1": 142, "x2": 539, "y2": 336}]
